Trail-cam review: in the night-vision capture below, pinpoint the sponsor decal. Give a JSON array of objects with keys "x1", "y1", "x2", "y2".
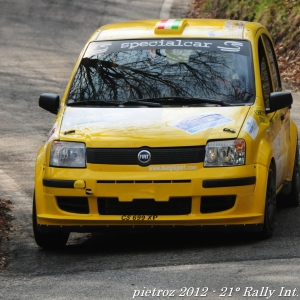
[
  {"x1": 254, "y1": 107, "x2": 268, "y2": 124},
  {"x1": 84, "y1": 39, "x2": 251, "y2": 57},
  {"x1": 157, "y1": 19, "x2": 182, "y2": 30},
  {"x1": 243, "y1": 116, "x2": 259, "y2": 140},
  {"x1": 208, "y1": 20, "x2": 246, "y2": 38},
  {"x1": 171, "y1": 114, "x2": 233, "y2": 134},
  {"x1": 217, "y1": 41, "x2": 244, "y2": 52},
  {"x1": 148, "y1": 165, "x2": 197, "y2": 171},
  {"x1": 120, "y1": 40, "x2": 212, "y2": 50},
  {"x1": 258, "y1": 116, "x2": 269, "y2": 124},
  {"x1": 254, "y1": 106, "x2": 265, "y2": 116},
  {"x1": 61, "y1": 108, "x2": 163, "y2": 129},
  {"x1": 84, "y1": 42, "x2": 112, "y2": 57},
  {"x1": 224, "y1": 20, "x2": 245, "y2": 38}
]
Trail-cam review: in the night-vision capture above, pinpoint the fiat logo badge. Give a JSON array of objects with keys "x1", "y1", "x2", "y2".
[{"x1": 137, "y1": 150, "x2": 151, "y2": 164}]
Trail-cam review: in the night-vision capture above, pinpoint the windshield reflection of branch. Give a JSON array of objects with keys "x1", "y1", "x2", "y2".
[{"x1": 69, "y1": 50, "x2": 253, "y2": 102}]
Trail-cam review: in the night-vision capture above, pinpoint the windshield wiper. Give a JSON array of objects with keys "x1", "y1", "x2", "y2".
[
  {"x1": 135, "y1": 96, "x2": 247, "y2": 106},
  {"x1": 128, "y1": 97, "x2": 234, "y2": 106},
  {"x1": 122, "y1": 100, "x2": 162, "y2": 107},
  {"x1": 67, "y1": 99, "x2": 162, "y2": 107},
  {"x1": 67, "y1": 100, "x2": 120, "y2": 107}
]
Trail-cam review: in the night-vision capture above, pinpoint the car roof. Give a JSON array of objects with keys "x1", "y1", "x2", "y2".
[{"x1": 91, "y1": 19, "x2": 264, "y2": 42}]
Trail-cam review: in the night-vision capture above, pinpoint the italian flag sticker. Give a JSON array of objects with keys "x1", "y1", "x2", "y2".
[{"x1": 157, "y1": 19, "x2": 182, "y2": 30}]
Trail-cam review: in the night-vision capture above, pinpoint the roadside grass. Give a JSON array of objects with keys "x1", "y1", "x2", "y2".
[{"x1": 0, "y1": 199, "x2": 13, "y2": 272}]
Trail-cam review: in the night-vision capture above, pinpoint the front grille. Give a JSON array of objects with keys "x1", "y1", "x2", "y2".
[
  {"x1": 98, "y1": 197, "x2": 192, "y2": 215},
  {"x1": 87, "y1": 146, "x2": 205, "y2": 165},
  {"x1": 200, "y1": 196, "x2": 236, "y2": 213},
  {"x1": 57, "y1": 197, "x2": 89, "y2": 214}
]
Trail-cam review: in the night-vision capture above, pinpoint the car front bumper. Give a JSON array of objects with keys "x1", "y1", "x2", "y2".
[{"x1": 35, "y1": 163, "x2": 268, "y2": 231}]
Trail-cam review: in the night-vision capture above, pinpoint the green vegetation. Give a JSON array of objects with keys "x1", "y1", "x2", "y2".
[
  {"x1": 201, "y1": 0, "x2": 299, "y2": 48},
  {"x1": 187, "y1": 0, "x2": 300, "y2": 89}
]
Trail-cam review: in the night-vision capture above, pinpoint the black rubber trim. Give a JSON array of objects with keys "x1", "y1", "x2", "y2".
[
  {"x1": 43, "y1": 179, "x2": 75, "y2": 188},
  {"x1": 96, "y1": 180, "x2": 191, "y2": 184},
  {"x1": 37, "y1": 224, "x2": 263, "y2": 233},
  {"x1": 56, "y1": 197, "x2": 89, "y2": 214},
  {"x1": 202, "y1": 176, "x2": 256, "y2": 188},
  {"x1": 97, "y1": 197, "x2": 191, "y2": 215}
]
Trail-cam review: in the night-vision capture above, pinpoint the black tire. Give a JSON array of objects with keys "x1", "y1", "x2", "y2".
[
  {"x1": 261, "y1": 166, "x2": 276, "y2": 239},
  {"x1": 288, "y1": 144, "x2": 300, "y2": 207},
  {"x1": 32, "y1": 194, "x2": 69, "y2": 249}
]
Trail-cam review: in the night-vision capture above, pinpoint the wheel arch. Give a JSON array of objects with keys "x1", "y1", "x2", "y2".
[{"x1": 287, "y1": 120, "x2": 299, "y2": 180}]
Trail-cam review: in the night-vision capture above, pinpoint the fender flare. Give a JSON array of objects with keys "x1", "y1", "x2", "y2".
[
  {"x1": 255, "y1": 138, "x2": 274, "y2": 170},
  {"x1": 34, "y1": 143, "x2": 47, "y2": 214}
]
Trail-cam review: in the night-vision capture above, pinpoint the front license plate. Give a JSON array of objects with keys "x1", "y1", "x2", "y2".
[{"x1": 121, "y1": 215, "x2": 158, "y2": 221}]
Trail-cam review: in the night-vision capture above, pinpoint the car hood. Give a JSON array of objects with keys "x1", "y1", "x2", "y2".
[{"x1": 60, "y1": 106, "x2": 251, "y2": 147}]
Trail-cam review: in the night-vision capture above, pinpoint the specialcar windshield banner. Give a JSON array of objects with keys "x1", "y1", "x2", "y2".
[{"x1": 84, "y1": 39, "x2": 251, "y2": 57}]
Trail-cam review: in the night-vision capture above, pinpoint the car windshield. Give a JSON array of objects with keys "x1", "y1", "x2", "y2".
[{"x1": 68, "y1": 39, "x2": 255, "y2": 106}]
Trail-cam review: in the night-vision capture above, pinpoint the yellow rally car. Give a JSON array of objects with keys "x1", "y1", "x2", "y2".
[{"x1": 33, "y1": 19, "x2": 299, "y2": 248}]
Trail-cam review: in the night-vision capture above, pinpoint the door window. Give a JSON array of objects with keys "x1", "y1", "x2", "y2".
[
  {"x1": 258, "y1": 38, "x2": 273, "y2": 109},
  {"x1": 262, "y1": 35, "x2": 281, "y2": 91}
]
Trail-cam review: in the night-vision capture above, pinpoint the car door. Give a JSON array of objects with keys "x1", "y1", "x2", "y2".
[{"x1": 258, "y1": 32, "x2": 290, "y2": 188}]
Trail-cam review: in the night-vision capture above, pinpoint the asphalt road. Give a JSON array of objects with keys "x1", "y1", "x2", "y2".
[{"x1": 1, "y1": 0, "x2": 300, "y2": 299}]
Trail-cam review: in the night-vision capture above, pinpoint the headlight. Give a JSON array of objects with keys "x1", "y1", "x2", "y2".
[
  {"x1": 204, "y1": 139, "x2": 245, "y2": 167},
  {"x1": 50, "y1": 141, "x2": 86, "y2": 168}
]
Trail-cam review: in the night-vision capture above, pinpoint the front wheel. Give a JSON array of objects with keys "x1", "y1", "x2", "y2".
[
  {"x1": 261, "y1": 167, "x2": 276, "y2": 239},
  {"x1": 32, "y1": 194, "x2": 69, "y2": 249}
]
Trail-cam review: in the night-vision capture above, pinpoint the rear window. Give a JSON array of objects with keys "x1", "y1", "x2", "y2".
[{"x1": 68, "y1": 39, "x2": 254, "y2": 105}]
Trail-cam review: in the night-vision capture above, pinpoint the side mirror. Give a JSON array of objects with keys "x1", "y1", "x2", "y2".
[
  {"x1": 39, "y1": 93, "x2": 60, "y2": 114},
  {"x1": 265, "y1": 92, "x2": 293, "y2": 114}
]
